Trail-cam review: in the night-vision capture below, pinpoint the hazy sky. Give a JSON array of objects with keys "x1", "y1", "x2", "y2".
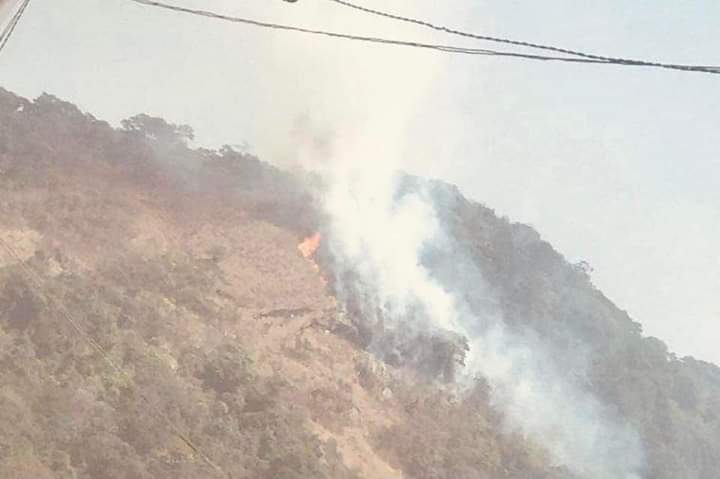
[{"x1": 2, "y1": 0, "x2": 719, "y2": 364}]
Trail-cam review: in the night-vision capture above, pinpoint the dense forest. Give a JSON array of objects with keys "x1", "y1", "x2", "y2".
[{"x1": 0, "y1": 87, "x2": 718, "y2": 478}]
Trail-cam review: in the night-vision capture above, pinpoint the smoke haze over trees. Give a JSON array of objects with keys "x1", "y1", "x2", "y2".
[{"x1": 0, "y1": 88, "x2": 719, "y2": 478}]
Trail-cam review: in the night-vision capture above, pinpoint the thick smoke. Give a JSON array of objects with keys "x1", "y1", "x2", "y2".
[
  {"x1": 206, "y1": 1, "x2": 646, "y2": 476},
  {"x1": 321, "y1": 154, "x2": 644, "y2": 478}
]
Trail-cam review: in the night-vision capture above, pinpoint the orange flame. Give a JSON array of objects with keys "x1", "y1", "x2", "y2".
[{"x1": 298, "y1": 233, "x2": 321, "y2": 258}]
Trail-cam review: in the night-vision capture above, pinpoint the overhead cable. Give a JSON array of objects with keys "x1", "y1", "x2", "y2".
[
  {"x1": 0, "y1": 0, "x2": 31, "y2": 57},
  {"x1": 326, "y1": 0, "x2": 720, "y2": 74},
  {"x1": 124, "y1": 0, "x2": 632, "y2": 66}
]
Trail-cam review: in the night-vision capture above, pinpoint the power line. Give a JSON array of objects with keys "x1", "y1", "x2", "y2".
[
  {"x1": 0, "y1": 0, "x2": 30, "y2": 53},
  {"x1": 0, "y1": 236, "x2": 229, "y2": 478},
  {"x1": 125, "y1": 0, "x2": 630, "y2": 66},
  {"x1": 126, "y1": 0, "x2": 720, "y2": 74},
  {"x1": 0, "y1": 0, "x2": 31, "y2": 57},
  {"x1": 326, "y1": 0, "x2": 720, "y2": 75}
]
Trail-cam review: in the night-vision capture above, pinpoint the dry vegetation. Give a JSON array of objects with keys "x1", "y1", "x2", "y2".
[{"x1": 0, "y1": 88, "x2": 719, "y2": 478}]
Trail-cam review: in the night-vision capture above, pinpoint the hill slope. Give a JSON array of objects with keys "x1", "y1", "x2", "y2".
[{"x1": 0, "y1": 88, "x2": 718, "y2": 478}]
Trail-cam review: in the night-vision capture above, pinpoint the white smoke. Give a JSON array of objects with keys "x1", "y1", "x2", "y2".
[
  {"x1": 470, "y1": 327, "x2": 644, "y2": 478},
  {"x1": 321, "y1": 150, "x2": 645, "y2": 478},
  {"x1": 191, "y1": 1, "x2": 647, "y2": 476}
]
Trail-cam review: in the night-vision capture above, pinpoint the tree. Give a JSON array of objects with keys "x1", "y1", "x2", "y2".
[{"x1": 121, "y1": 114, "x2": 194, "y2": 145}]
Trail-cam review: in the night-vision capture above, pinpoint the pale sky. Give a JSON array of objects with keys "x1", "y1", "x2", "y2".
[{"x1": 2, "y1": 0, "x2": 719, "y2": 364}]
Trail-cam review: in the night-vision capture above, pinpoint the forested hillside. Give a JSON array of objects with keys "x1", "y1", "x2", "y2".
[{"x1": 0, "y1": 88, "x2": 718, "y2": 478}]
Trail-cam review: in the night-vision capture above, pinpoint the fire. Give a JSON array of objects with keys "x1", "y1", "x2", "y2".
[
  {"x1": 298, "y1": 233, "x2": 326, "y2": 286},
  {"x1": 298, "y1": 233, "x2": 321, "y2": 258}
]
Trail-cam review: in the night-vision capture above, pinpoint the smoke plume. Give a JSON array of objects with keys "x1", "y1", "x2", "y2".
[
  {"x1": 319, "y1": 150, "x2": 644, "y2": 478},
  {"x1": 208, "y1": 1, "x2": 647, "y2": 476}
]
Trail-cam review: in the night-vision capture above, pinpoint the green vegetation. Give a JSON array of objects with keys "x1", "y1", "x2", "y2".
[{"x1": 1, "y1": 87, "x2": 718, "y2": 478}]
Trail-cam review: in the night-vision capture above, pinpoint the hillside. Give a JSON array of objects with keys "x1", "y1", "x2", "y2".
[{"x1": 0, "y1": 88, "x2": 718, "y2": 479}]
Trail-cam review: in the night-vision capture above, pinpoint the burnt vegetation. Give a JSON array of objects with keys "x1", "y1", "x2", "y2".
[{"x1": 0, "y1": 88, "x2": 719, "y2": 478}]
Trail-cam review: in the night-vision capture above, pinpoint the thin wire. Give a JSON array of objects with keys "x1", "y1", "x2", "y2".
[
  {"x1": 0, "y1": 1, "x2": 21, "y2": 45},
  {"x1": 126, "y1": 0, "x2": 620, "y2": 65},
  {"x1": 0, "y1": 237, "x2": 229, "y2": 478},
  {"x1": 327, "y1": 0, "x2": 720, "y2": 74},
  {"x1": 0, "y1": 0, "x2": 30, "y2": 53},
  {"x1": 0, "y1": 0, "x2": 30, "y2": 56}
]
